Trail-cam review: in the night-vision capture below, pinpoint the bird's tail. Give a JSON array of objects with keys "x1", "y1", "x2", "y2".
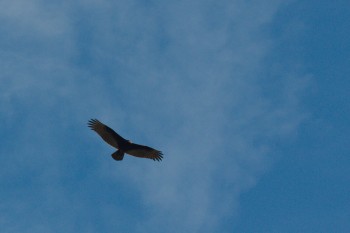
[{"x1": 111, "y1": 150, "x2": 124, "y2": 161}]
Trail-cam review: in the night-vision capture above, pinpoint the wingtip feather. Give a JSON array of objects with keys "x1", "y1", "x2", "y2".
[{"x1": 87, "y1": 119, "x2": 101, "y2": 130}]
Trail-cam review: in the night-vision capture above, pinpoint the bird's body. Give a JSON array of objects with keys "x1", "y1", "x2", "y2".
[{"x1": 88, "y1": 119, "x2": 163, "y2": 161}]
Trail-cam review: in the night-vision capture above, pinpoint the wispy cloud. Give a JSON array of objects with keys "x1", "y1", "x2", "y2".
[{"x1": 0, "y1": 0, "x2": 306, "y2": 232}]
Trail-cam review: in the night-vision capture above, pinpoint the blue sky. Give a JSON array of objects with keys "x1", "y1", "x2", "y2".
[{"x1": 1, "y1": 0, "x2": 349, "y2": 232}]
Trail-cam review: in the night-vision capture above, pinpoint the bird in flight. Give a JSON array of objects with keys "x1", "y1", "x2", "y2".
[{"x1": 88, "y1": 119, "x2": 163, "y2": 161}]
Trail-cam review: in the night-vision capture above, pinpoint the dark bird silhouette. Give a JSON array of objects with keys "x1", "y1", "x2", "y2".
[{"x1": 88, "y1": 119, "x2": 163, "y2": 161}]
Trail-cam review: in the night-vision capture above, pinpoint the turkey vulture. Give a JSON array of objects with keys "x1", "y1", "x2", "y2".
[{"x1": 88, "y1": 119, "x2": 163, "y2": 161}]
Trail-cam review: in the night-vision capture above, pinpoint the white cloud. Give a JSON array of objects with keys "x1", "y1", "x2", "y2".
[{"x1": 0, "y1": 0, "x2": 307, "y2": 232}]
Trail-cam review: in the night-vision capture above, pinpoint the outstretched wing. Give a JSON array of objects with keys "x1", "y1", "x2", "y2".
[
  {"x1": 88, "y1": 119, "x2": 126, "y2": 149},
  {"x1": 125, "y1": 144, "x2": 163, "y2": 161}
]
